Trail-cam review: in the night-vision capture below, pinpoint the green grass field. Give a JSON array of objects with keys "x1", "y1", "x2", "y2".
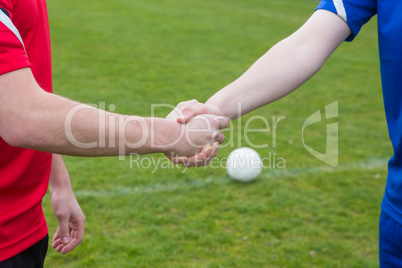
[{"x1": 43, "y1": 0, "x2": 390, "y2": 267}]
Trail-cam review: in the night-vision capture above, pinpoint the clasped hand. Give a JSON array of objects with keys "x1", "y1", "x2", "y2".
[{"x1": 165, "y1": 99, "x2": 226, "y2": 167}]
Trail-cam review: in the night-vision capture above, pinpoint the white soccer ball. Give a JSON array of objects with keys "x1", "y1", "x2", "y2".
[{"x1": 226, "y1": 147, "x2": 262, "y2": 182}]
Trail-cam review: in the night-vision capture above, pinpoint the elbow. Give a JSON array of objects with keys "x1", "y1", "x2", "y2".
[
  {"x1": 1, "y1": 124, "x2": 32, "y2": 148},
  {"x1": 0, "y1": 117, "x2": 41, "y2": 149},
  {"x1": 0, "y1": 91, "x2": 53, "y2": 149},
  {"x1": 1, "y1": 129, "x2": 25, "y2": 148}
]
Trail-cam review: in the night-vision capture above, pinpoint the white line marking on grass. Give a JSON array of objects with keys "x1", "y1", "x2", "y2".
[
  {"x1": 74, "y1": 158, "x2": 388, "y2": 198},
  {"x1": 262, "y1": 157, "x2": 388, "y2": 179}
]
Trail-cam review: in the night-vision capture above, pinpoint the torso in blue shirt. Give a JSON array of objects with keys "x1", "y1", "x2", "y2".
[{"x1": 317, "y1": 0, "x2": 402, "y2": 223}]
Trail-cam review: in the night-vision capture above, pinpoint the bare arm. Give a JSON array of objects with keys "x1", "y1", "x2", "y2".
[
  {"x1": 179, "y1": 10, "x2": 351, "y2": 121},
  {"x1": 0, "y1": 68, "x2": 227, "y2": 156},
  {"x1": 49, "y1": 154, "x2": 85, "y2": 254}
]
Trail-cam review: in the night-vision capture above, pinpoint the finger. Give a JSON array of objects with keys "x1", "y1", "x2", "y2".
[
  {"x1": 52, "y1": 227, "x2": 60, "y2": 243},
  {"x1": 190, "y1": 143, "x2": 219, "y2": 167},
  {"x1": 167, "y1": 99, "x2": 199, "y2": 118},
  {"x1": 60, "y1": 226, "x2": 84, "y2": 254},
  {"x1": 212, "y1": 131, "x2": 225, "y2": 144},
  {"x1": 214, "y1": 116, "x2": 229, "y2": 129},
  {"x1": 56, "y1": 243, "x2": 65, "y2": 252},
  {"x1": 52, "y1": 238, "x2": 62, "y2": 249},
  {"x1": 74, "y1": 222, "x2": 85, "y2": 246},
  {"x1": 164, "y1": 153, "x2": 189, "y2": 164},
  {"x1": 171, "y1": 156, "x2": 189, "y2": 165},
  {"x1": 207, "y1": 142, "x2": 220, "y2": 161},
  {"x1": 194, "y1": 159, "x2": 209, "y2": 167},
  {"x1": 181, "y1": 145, "x2": 212, "y2": 167},
  {"x1": 182, "y1": 155, "x2": 200, "y2": 168},
  {"x1": 176, "y1": 99, "x2": 199, "y2": 110},
  {"x1": 201, "y1": 146, "x2": 213, "y2": 159},
  {"x1": 52, "y1": 228, "x2": 62, "y2": 249},
  {"x1": 173, "y1": 99, "x2": 199, "y2": 115},
  {"x1": 201, "y1": 144, "x2": 219, "y2": 167},
  {"x1": 197, "y1": 144, "x2": 218, "y2": 167},
  {"x1": 177, "y1": 103, "x2": 209, "y2": 124},
  {"x1": 62, "y1": 216, "x2": 85, "y2": 254},
  {"x1": 60, "y1": 237, "x2": 81, "y2": 254},
  {"x1": 197, "y1": 145, "x2": 216, "y2": 166},
  {"x1": 61, "y1": 244, "x2": 74, "y2": 254},
  {"x1": 187, "y1": 157, "x2": 205, "y2": 168},
  {"x1": 185, "y1": 153, "x2": 210, "y2": 168},
  {"x1": 195, "y1": 154, "x2": 215, "y2": 167},
  {"x1": 193, "y1": 146, "x2": 212, "y2": 163},
  {"x1": 57, "y1": 216, "x2": 72, "y2": 245}
]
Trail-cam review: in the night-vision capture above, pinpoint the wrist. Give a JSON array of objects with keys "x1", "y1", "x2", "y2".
[
  {"x1": 160, "y1": 119, "x2": 183, "y2": 154},
  {"x1": 204, "y1": 101, "x2": 223, "y2": 116},
  {"x1": 50, "y1": 175, "x2": 72, "y2": 195},
  {"x1": 147, "y1": 118, "x2": 183, "y2": 154},
  {"x1": 50, "y1": 184, "x2": 73, "y2": 196}
]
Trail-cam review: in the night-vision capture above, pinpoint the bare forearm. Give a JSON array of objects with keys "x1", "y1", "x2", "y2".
[
  {"x1": 49, "y1": 154, "x2": 76, "y2": 221},
  {"x1": 206, "y1": 40, "x2": 323, "y2": 119},
  {"x1": 21, "y1": 93, "x2": 180, "y2": 156},
  {"x1": 0, "y1": 69, "x2": 181, "y2": 156},
  {"x1": 30, "y1": 93, "x2": 178, "y2": 156},
  {"x1": 49, "y1": 154, "x2": 72, "y2": 192},
  {"x1": 206, "y1": 10, "x2": 350, "y2": 120}
]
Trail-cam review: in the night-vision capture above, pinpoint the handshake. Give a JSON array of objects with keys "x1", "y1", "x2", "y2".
[{"x1": 162, "y1": 99, "x2": 228, "y2": 168}]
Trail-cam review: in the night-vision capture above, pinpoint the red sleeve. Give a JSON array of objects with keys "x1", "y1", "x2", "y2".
[{"x1": 0, "y1": 16, "x2": 31, "y2": 75}]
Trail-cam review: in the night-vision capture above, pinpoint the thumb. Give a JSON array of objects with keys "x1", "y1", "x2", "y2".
[
  {"x1": 177, "y1": 103, "x2": 207, "y2": 124},
  {"x1": 214, "y1": 116, "x2": 229, "y2": 129},
  {"x1": 58, "y1": 216, "x2": 71, "y2": 245}
]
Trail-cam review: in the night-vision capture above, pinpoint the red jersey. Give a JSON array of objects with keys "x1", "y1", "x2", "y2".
[{"x1": 0, "y1": 0, "x2": 52, "y2": 261}]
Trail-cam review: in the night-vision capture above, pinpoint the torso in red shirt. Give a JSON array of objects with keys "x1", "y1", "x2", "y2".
[{"x1": 0, "y1": 0, "x2": 52, "y2": 261}]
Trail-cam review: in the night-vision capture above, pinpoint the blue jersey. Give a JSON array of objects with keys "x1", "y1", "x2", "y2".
[{"x1": 316, "y1": 0, "x2": 402, "y2": 223}]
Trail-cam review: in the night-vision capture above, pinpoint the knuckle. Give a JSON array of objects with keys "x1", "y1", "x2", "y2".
[{"x1": 55, "y1": 211, "x2": 67, "y2": 219}]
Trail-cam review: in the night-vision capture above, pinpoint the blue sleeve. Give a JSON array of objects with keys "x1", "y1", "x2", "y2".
[{"x1": 315, "y1": 0, "x2": 377, "y2": 42}]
